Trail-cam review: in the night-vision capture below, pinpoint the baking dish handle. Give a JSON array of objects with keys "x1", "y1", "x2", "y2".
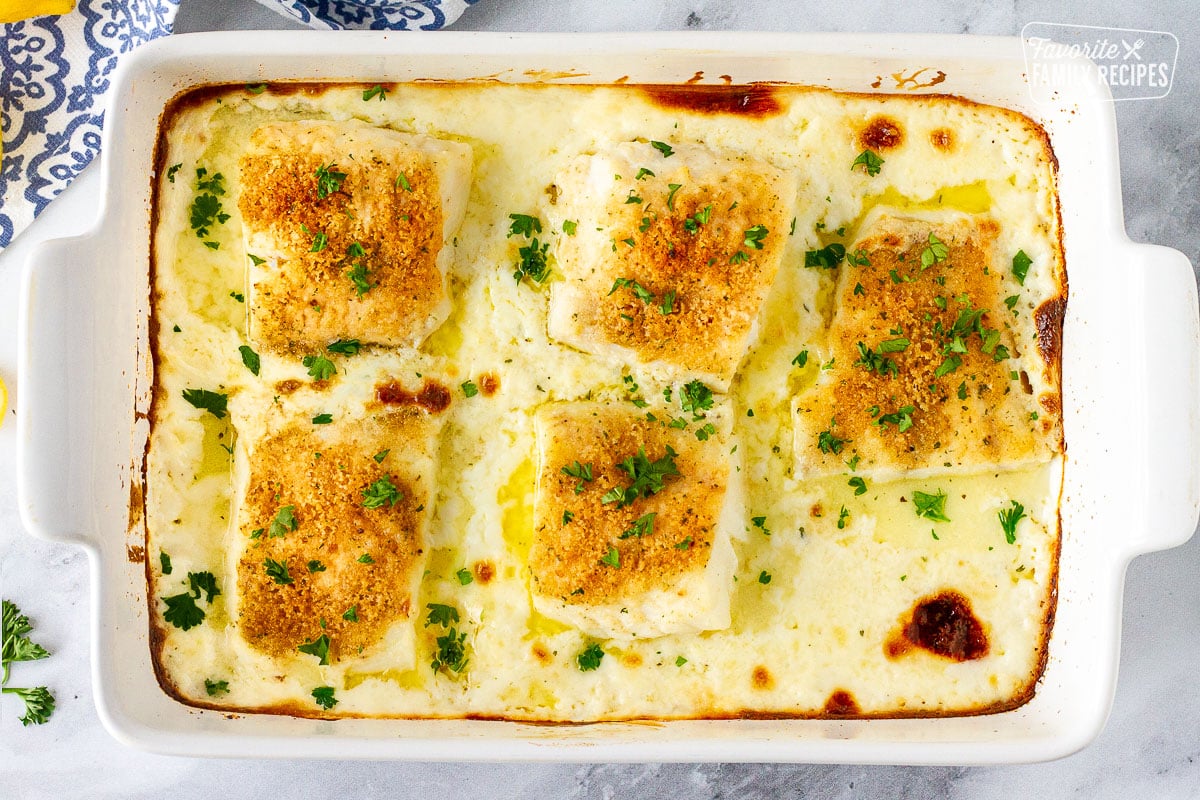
[
  {"x1": 1134, "y1": 242, "x2": 1200, "y2": 554},
  {"x1": 16, "y1": 234, "x2": 98, "y2": 548}
]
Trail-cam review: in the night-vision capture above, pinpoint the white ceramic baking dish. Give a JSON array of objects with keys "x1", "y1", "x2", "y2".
[{"x1": 16, "y1": 31, "x2": 1200, "y2": 763}]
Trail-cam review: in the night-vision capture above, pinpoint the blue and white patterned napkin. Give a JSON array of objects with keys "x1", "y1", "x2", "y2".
[{"x1": 0, "y1": 0, "x2": 475, "y2": 250}]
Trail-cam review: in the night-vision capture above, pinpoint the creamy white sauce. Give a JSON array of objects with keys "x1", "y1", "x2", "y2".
[{"x1": 146, "y1": 83, "x2": 1063, "y2": 719}]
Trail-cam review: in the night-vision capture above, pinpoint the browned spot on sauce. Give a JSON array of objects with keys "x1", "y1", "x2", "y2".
[
  {"x1": 622, "y1": 652, "x2": 643, "y2": 668},
  {"x1": 823, "y1": 689, "x2": 861, "y2": 716},
  {"x1": 859, "y1": 115, "x2": 904, "y2": 151},
  {"x1": 892, "y1": 67, "x2": 947, "y2": 90},
  {"x1": 613, "y1": 75, "x2": 629, "y2": 85},
  {"x1": 375, "y1": 379, "x2": 451, "y2": 413},
  {"x1": 686, "y1": 71, "x2": 704, "y2": 84},
  {"x1": 1035, "y1": 295, "x2": 1066, "y2": 368},
  {"x1": 640, "y1": 84, "x2": 784, "y2": 118},
  {"x1": 531, "y1": 642, "x2": 552, "y2": 665},
  {"x1": 718, "y1": 74, "x2": 733, "y2": 85},
  {"x1": 809, "y1": 503, "x2": 823, "y2": 518},
  {"x1": 474, "y1": 560, "x2": 495, "y2": 585},
  {"x1": 930, "y1": 127, "x2": 955, "y2": 151},
  {"x1": 274, "y1": 379, "x2": 302, "y2": 396},
  {"x1": 751, "y1": 665, "x2": 774, "y2": 690},
  {"x1": 478, "y1": 373, "x2": 501, "y2": 397},
  {"x1": 1019, "y1": 369, "x2": 1033, "y2": 395},
  {"x1": 871, "y1": 76, "x2": 884, "y2": 89},
  {"x1": 885, "y1": 589, "x2": 989, "y2": 661},
  {"x1": 127, "y1": 544, "x2": 146, "y2": 563}
]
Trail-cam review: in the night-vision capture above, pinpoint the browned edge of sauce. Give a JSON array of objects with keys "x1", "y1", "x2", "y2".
[
  {"x1": 885, "y1": 589, "x2": 989, "y2": 662},
  {"x1": 375, "y1": 379, "x2": 452, "y2": 413}
]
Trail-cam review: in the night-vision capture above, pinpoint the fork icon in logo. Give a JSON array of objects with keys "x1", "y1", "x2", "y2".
[{"x1": 1122, "y1": 38, "x2": 1146, "y2": 60}]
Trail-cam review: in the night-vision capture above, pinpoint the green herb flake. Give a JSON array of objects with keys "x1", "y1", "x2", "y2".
[
  {"x1": 1012, "y1": 250, "x2": 1032, "y2": 285},
  {"x1": 238, "y1": 345, "x2": 261, "y2": 376},
  {"x1": 314, "y1": 163, "x2": 347, "y2": 199},
  {"x1": 425, "y1": 604, "x2": 459, "y2": 627},
  {"x1": 913, "y1": 489, "x2": 951, "y2": 523},
  {"x1": 619, "y1": 512, "x2": 656, "y2": 540},
  {"x1": 311, "y1": 686, "x2": 338, "y2": 709},
  {"x1": 599, "y1": 547, "x2": 621, "y2": 569},
  {"x1": 343, "y1": 606, "x2": 359, "y2": 622},
  {"x1": 182, "y1": 388, "x2": 228, "y2": 419},
  {"x1": 302, "y1": 355, "x2": 337, "y2": 381},
  {"x1": 561, "y1": 461, "x2": 594, "y2": 494},
  {"x1": 577, "y1": 643, "x2": 605, "y2": 671},
  {"x1": 792, "y1": 350, "x2": 809, "y2": 368},
  {"x1": 998, "y1": 500, "x2": 1027, "y2": 544},
  {"x1": 562, "y1": 219, "x2": 578, "y2": 236},
  {"x1": 851, "y1": 149, "x2": 884, "y2": 176},
  {"x1": 758, "y1": 570, "x2": 772, "y2": 585},
  {"x1": 269, "y1": 505, "x2": 298, "y2": 538},
  {"x1": 311, "y1": 413, "x2": 333, "y2": 425},
  {"x1": 456, "y1": 567, "x2": 474, "y2": 586},
  {"x1": 326, "y1": 339, "x2": 361, "y2": 356},
  {"x1": 362, "y1": 476, "x2": 403, "y2": 509},
  {"x1": 848, "y1": 477, "x2": 867, "y2": 496},
  {"x1": 650, "y1": 140, "x2": 675, "y2": 158},
  {"x1": 804, "y1": 243, "x2": 847, "y2": 269},
  {"x1": 362, "y1": 84, "x2": 387, "y2": 102},
  {"x1": 357, "y1": 553, "x2": 375, "y2": 565},
  {"x1": 162, "y1": 592, "x2": 205, "y2": 630},
  {"x1": 461, "y1": 380, "x2": 479, "y2": 398},
  {"x1": 264, "y1": 558, "x2": 293, "y2": 586},
  {"x1": 204, "y1": 679, "x2": 229, "y2": 697},
  {"x1": 297, "y1": 634, "x2": 331, "y2": 665}
]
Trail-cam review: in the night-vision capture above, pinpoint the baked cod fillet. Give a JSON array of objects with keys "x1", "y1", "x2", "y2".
[
  {"x1": 546, "y1": 141, "x2": 798, "y2": 390},
  {"x1": 530, "y1": 401, "x2": 740, "y2": 640},
  {"x1": 231, "y1": 397, "x2": 445, "y2": 672},
  {"x1": 792, "y1": 208, "x2": 1064, "y2": 480},
  {"x1": 238, "y1": 119, "x2": 472, "y2": 355}
]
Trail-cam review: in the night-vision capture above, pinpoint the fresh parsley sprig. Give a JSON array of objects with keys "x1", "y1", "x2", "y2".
[{"x1": 2, "y1": 600, "x2": 54, "y2": 726}]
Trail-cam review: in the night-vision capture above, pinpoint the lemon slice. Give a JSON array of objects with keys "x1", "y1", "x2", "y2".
[{"x1": 0, "y1": 1, "x2": 75, "y2": 25}]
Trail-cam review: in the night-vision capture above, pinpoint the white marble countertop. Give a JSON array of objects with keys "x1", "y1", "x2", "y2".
[{"x1": 2, "y1": 0, "x2": 1198, "y2": 797}]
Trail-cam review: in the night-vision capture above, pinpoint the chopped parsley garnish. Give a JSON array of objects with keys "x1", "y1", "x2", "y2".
[
  {"x1": 650, "y1": 140, "x2": 675, "y2": 158},
  {"x1": 666, "y1": 183, "x2": 683, "y2": 210},
  {"x1": 264, "y1": 558, "x2": 293, "y2": 585},
  {"x1": 743, "y1": 225, "x2": 769, "y2": 250},
  {"x1": 362, "y1": 84, "x2": 387, "y2": 101},
  {"x1": 160, "y1": 552, "x2": 173, "y2": 575},
  {"x1": 659, "y1": 290, "x2": 677, "y2": 315},
  {"x1": 346, "y1": 260, "x2": 372, "y2": 296},
  {"x1": 507, "y1": 213, "x2": 542, "y2": 238},
  {"x1": 456, "y1": 568, "x2": 474, "y2": 586},
  {"x1": 247, "y1": 253, "x2": 266, "y2": 266},
  {"x1": 619, "y1": 512, "x2": 656, "y2": 540},
  {"x1": 181, "y1": 388, "x2": 228, "y2": 419},
  {"x1": 245, "y1": 83, "x2": 267, "y2": 94},
  {"x1": 314, "y1": 163, "x2": 347, "y2": 199},
  {"x1": 695, "y1": 422, "x2": 716, "y2": 441},
  {"x1": 561, "y1": 461, "x2": 594, "y2": 494},
  {"x1": 599, "y1": 547, "x2": 621, "y2": 569},
  {"x1": 920, "y1": 232, "x2": 949, "y2": 269},
  {"x1": 577, "y1": 643, "x2": 605, "y2": 671},
  {"x1": 751, "y1": 516, "x2": 771, "y2": 536},
  {"x1": 817, "y1": 423, "x2": 848, "y2": 455},
  {"x1": 837, "y1": 506, "x2": 850, "y2": 529},
  {"x1": 610, "y1": 277, "x2": 655, "y2": 304},
  {"x1": 625, "y1": 190, "x2": 643, "y2": 204},
  {"x1": 343, "y1": 606, "x2": 359, "y2": 622},
  {"x1": 758, "y1": 570, "x2": 772, "y2": 585},
  {"x1": 297, "y1": 634, "x2": 330, "y2": 665},
  {"x1": 635, "y1": 167, "x2": 655, "y2": 180},
  {"x1": 461, "y1": 380, "x2": 479, "y2": 398},
  {"x1": 311, "y1": 686, "x2": 338, "y2": 709},
  {"x1": 601, "y1": 446, "x2": 681, "y2": 508},
  {"x1": 679, "y1": 380, "x2": 714, "y2": 419},
  {"x1": 848, "y1": 248, "x2": 871, "y2": 267},
  {"x1": 187, "y1": 571, "x2": 221, "y2": 603},
  {"x1": 675, "y1": 656, "x2": 688, "y2": 667},
  {"x1": 269, "y1": 505, "x2": 298, "y2": 538},
  {"x1": 238, "y1": 345, "x2": 261, "y2": 376},
  {"x1": 848, "y1": 477, "x2": 867, "y2": 496},
  {"x1": 562, "y1": 219, "x2": 578, "y2": 235},
  {"x1": 188, "y1": 173, "x2": 231, "y2": 238},
  {"x1": 1012, "y1": 249, "x2": 1032, "y2": 285},
  {"x1": 874, "y1": 405, "x2": 915, "y2": 432},
  {"x1": 1005, "y1": 294, "x2": 1020, "y2": 312},
  {"x1": 162, "y1": 592, "x2": 205, "y2": 630},
  {"x1": 432, "y1": 628, "x2": 469, "y2": 674},
  {"x1": 425, "y1": 604, "x2": 459, "y2": 628},
  {"x1": 912, "y1": 489, "x2": 951, "y2": 522},
  {"x1": 307, "y1": 560, "x2": 326, "y2": 573},
  {"x1": 362, "y1": 476, "x2": 403, "y2": 509},
  {"x1": 311, "y1": 413, "x2": 333, "y2": 425},
  {"x1": 957, "y1": 381, "x2": 969, "y2": 400},
  {"x1": 683, "y1": 204, "x2": 712, "y2": 234},
  {"x1": 309, "y1": 231, "x2": 328, "y2": 252},
  {"x1": 851, "y1": 149, "x2": 884, "y2": 176},
  {"x1": 166, "y1": 163, "x2": 182, "y2": 183},
  {"x1": 562, "y1": 510, "x2": 575, "y2": 525},
  {"x1": 934, "y1": 355, "x2": 962, "y2": 378},
  {"x1": 326, "y1": 339, "x2": 361, "y2": 355},
  {"x1": 514, "y1": 238, "x2": 550, "y2": 284},
  {"x1": 204, "y1": 679, "x2": 229, "y2": 697},
  {"x1": 373, "y1": 449, "x2": 390, "y2": 463},
  {"x1": 853, "y1": 342, "x2": 898, "y2": 378},
  {"x1": 998, "y1": 500, "x2": 1027, "y2": 544},
  {"x1": 302, "y1": 354, "x2": 337, "y2": 381},
  {"x1": 804, "y1": 243, "x2": 846, "y2": 269},
  {"x1": 792, "y1": 350, "x2": 809, "y2": 368},
  {"x1": 675, "y1": 536, "x2": 693, "y2": 550}
]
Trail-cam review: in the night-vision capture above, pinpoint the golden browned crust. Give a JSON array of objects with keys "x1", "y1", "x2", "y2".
[
  {"x1": 794, "y1": 212, "x2": 1062, "y2": 476},
  {"x1": 531, "y1": 403, "x2": 726, "y2": 604},
  {"x1": 550, "y1": 144, "x2": 795, "y2": 384},
  {"x1": 239, "y1": 121, "x2": 446, "y2": 355},
  {"x1": 235, "y1": 409, "x2": 433, "y2": 662}
]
